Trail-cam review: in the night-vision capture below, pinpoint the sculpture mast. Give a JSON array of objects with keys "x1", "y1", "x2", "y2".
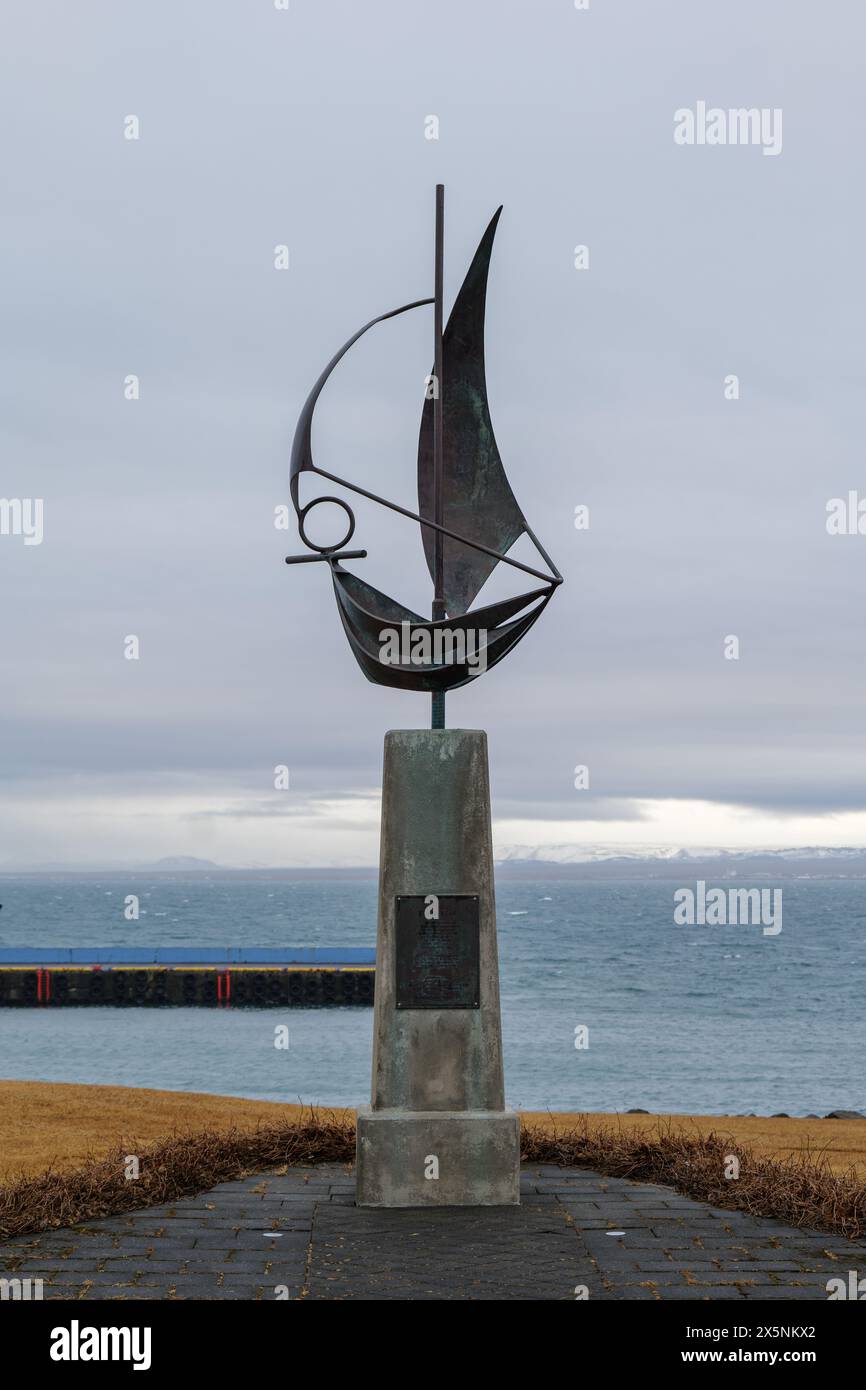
[{"x1": 431, "y1": 183, "x2": 446, "y2": 730}]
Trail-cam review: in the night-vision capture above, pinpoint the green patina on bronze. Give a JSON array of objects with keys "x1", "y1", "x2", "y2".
[
  {"x1": 417, "y1": 208, "x2": 528, "y2": 618},
  {"x1": 285, "y1": 190, "x2": 562, "y2": 703}
]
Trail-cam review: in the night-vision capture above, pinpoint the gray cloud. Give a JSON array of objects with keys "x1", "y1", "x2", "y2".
[{"x1": 3, "y1": 0, "x2": 866, "y2": 863}]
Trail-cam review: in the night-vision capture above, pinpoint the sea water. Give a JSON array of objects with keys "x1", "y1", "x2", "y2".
[{"x1": 0, "y1": 875, "x2": 862, "y2": 1115}]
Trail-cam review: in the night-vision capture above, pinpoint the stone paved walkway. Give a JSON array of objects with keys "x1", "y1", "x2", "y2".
[{"x1": 2, "y1": 1165, "x2": 862, "y2": 1300}]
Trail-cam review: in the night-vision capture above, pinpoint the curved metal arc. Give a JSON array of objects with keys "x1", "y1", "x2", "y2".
[{"x1": 290, "y1": 297, "x2": 433, "y2": 510}]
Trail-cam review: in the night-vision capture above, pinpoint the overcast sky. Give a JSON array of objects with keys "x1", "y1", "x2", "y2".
[{"x1": 2, "y1": 0, "x2": 865, "y2": 867}]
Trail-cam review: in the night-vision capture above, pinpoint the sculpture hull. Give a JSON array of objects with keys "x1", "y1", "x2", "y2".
[{"x1": 332, "y1": 565, "x2": 551, "y2": 693}]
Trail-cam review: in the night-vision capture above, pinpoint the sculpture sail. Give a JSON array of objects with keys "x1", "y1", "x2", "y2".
[{"x1": 417, "y1": 208, "x2": 528, "y2": 618}]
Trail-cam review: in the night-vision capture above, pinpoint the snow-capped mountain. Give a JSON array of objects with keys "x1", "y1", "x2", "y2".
[{"x1": 494, "y1": 845, "x2": 866, "y2": 879}]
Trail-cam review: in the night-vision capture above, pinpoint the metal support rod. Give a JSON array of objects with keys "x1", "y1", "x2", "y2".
[
  {"x1": 310, "y1": 465, "x2": 559, "y2": 586},
  {"x1": 432, "y1": 184, "x2": 446, "y2": 730},
  {"x1": 284, "y1": 549, "x2": 367, "y2": 565}
]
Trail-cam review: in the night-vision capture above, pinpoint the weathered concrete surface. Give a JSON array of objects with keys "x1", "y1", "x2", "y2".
[
  {"x1": 3, "y1": 1165, "x2": 864, "y2": 1300},
  {"x1": 356, "y1": 1108, "x2": 520, "y2": 1206},
  {"x1": 357, "y1": 729, "x2": 519, "y2": 1206},
  {"x1": 369, "y1": 730, "x2": 505, "y2": 1112}
]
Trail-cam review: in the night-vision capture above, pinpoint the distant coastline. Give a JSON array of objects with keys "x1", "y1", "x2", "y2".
[{"x1": 4, "y1": 847, "x2": 866, "y2": 881}]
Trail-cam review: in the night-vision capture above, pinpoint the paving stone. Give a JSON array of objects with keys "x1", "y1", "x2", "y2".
[
  {"x1": 741, "y1": 1285, "x2": 831, "y2": 1299},
  {"x1": 3, "y1": 1163, "x2": 864, "y2": 1301},
  {"x1": 649, "y1": 1286, "x2": 748, "y2": 1300},
  {"x1": 602, "y1": 1285, "x2": 661, "y2": 1300},
  {"x1": 190, "y1": 1234, "x2": 286, "y2": 1250},
  {"x1": 94, "y1": 1284, "x2": 173, "y2": 1295}
]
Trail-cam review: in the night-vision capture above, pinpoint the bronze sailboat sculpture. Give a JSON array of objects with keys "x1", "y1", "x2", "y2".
[{"x1": 286, "y1": 187, "x2": 562, "y2": 726}]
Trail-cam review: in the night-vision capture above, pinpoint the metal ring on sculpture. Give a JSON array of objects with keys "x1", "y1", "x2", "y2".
[{"x1": 297, "y1": 496, "x2": 356, "y2": 553}]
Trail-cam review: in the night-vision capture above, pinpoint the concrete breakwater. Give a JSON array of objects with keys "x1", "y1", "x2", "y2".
[{"x1": 0, "y1": 948, "x2": 375, "y2": 1008}]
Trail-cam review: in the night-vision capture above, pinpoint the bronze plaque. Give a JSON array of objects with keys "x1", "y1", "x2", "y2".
[{"x1": 395, "y1": 895, "x2": 480, "y2": 1010}]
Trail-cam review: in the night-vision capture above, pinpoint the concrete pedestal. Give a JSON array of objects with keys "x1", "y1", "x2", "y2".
[{"x1": 356, "y1": 729, "x2": 520, "y2": 1207}]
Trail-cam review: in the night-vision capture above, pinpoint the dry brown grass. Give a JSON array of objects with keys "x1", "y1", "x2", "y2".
[
  {"x1": 4, "y1": 1083, "x2": 864, "y2": 1180},
  {"x1": 1, "y1": 1101, "x2": 865, "y2": 1245},
  {"x1": 520, "y1": 1116, "x2": 866, "y2": 1241},
  {"x1": 0, "y1": 1109, "x2": 355, "y2": 1243},
  {"x1": 0, "y1": 1081, "x2": 316, "y2": 1181},
  {"x1": 521, "y1": 1110, "x2": 866, "y2": 1175}
]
